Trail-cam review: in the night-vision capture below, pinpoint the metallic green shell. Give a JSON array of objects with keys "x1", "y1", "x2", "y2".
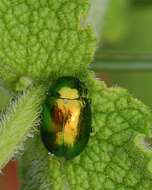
[{"x1": 41, "y1": 76, "x2": 91, "y2": 159}]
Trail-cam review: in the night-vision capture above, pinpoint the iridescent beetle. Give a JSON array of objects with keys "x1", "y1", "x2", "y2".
[{"x1": 41, "y1": 76, "x2": 91, "y2": 159}]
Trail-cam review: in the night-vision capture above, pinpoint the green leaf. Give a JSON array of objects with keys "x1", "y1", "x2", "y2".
[
  {"x1": 0, "y1": 0, "x2": 152, "y2": 190},
  {"x1": 0, "y1": 81, "x2": 11, "y2": 110},
  {"x1": 0, "y1": 86, "x2": 44, "y2": 169},
  {"x1": 0, "y1": 0, "x2": 95, "y2": 87},
  {"x1": 19, "y1": 79, "x2": 152, "y2": 190}
]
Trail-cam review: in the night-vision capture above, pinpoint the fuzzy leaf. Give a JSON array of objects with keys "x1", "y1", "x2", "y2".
[
  {"x1": 19, "y1": 78, "x2": 152, "y2": 190},
  {"x1": 0, "y1": 86, "x2": 44, "y2": 169},
  {"x1": 0, "y1": 81, "x2": 11, "y2": 110},
  {"x1": 0, "y1": 0, "x2": 152, "y2": 189},
  {"x1": 0, "y1": 0, "x2": 95, "y2": 87}
]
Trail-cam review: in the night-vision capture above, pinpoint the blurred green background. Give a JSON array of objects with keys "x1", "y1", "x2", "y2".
[
  {"x1": 93, "y1": 0, "x2": 152, "y2": 107},
  {"x1": 1, "y1": 0, "x2": 152, "y2": 189}
]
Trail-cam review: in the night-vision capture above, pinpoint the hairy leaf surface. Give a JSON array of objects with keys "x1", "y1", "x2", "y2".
[
  {"x1": 0, "y1": 86, "x2": 44, "y2": 169},
  {"x1": 20, "y1": 79, "x2": 152, "y2": 190},
  {"x1": 0, "y1": 0, "x2": 95, "y2": 86}
]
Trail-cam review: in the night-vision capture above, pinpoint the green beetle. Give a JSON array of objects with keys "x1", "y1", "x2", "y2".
[{"x1": 41, "y1": 76, "x2": 91, "y2": 159}]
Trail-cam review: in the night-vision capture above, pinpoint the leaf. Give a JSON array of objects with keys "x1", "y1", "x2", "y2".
[
  {"x1": 19, "y1": 78, "x2": 152, "y2": 190},
  {"x1": 0, "y1": 86, "x2": 44, "y2": 169},
  {"x1": 0, "y1": 0, "x2": 152, "y2": 190},
  {"x1": 0, "y1": 0, "x2": 95, "y2": 86},
  {"x1": 0, "y1": 81, "x2": 11, "y2": 110}
]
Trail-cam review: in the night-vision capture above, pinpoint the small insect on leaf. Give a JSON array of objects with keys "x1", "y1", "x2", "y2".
[{"x1": 41, "y1": 76, "x2": 91, "y2": 159}]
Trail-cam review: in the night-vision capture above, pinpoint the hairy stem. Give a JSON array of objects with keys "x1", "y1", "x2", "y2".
[{"x1": 0, "y1": 86, "x2": 45, "y2": 169}]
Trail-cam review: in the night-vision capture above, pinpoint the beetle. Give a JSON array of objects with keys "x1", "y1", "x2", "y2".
[{"x1": 41, "y1": 76, "x2": 91, "y2": 159}]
